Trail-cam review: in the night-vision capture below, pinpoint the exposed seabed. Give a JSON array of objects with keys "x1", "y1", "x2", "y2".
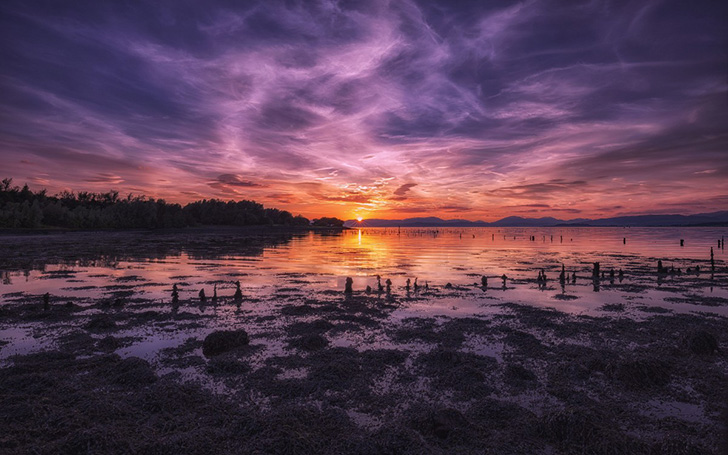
[{"x1": 1, "y1": 229, "x2": 727, "y2": 454}]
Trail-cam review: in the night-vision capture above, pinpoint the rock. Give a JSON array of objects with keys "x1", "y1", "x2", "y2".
[{"x1": 202, "y1": 329, "x2": 249, "y2": 357}]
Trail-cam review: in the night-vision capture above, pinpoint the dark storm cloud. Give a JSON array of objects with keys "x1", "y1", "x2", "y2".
[{"x1": 0, "y1": 0, "x2": 726, "y2": 218}]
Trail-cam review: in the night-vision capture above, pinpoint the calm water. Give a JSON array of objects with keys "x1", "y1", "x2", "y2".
[
  {"x1": 1, "y1": 226, "x2": 727, "y2": 370},
  {"x1": 1, "y1": 227, "x2": 727, "y2": 316}
]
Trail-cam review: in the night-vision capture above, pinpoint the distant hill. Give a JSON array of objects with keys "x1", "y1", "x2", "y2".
[{"x1": 344, "y1": 211, "x2": 728, "y2": 228}]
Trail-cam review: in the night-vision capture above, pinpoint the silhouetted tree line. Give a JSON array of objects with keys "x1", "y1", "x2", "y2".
[
  {"x1": 0, "y1": 178, "x2": 314, "y2": 229},
  {"x1": 311, "y1": 217, "x2": 345, "y2": 227}
]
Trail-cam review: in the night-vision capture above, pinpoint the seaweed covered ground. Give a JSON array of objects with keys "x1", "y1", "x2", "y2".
[
  {"x1": 1, "y1": 229, "x2": 727, "y2": 453},
  {"x1": 1, "y1": 287, "x2": 727, "y2": 454}
]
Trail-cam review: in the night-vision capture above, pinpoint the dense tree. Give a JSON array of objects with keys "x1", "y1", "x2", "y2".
[
  {"x1": 311, "y1": 217, "x2": 345, "y2": 227},
  {"x1": 0, "y1": 178, "x2": 313, "y2": 229}
]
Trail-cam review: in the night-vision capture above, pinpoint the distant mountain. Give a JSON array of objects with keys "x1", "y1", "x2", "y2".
[{"x1": 344, "y1": 211, "x2": 728, "y2": 228}]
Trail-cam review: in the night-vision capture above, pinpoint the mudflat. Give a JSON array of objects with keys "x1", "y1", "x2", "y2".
[{"x1": 1, "y1": 227, "x2": 726, "y2": 454}]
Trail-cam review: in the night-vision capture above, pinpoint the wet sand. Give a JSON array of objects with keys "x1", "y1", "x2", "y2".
[{"x1": 1, "y1": 228, "x2": 727, "y2": 454}]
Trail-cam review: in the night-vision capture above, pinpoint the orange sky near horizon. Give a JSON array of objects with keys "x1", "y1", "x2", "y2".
[{"x1": 10, "y1": 162, "x2": 726, "y2": 222}]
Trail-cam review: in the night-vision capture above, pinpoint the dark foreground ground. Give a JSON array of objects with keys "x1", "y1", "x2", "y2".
[{"x1": 1, "y1": 290, "x2": 727, "y2": 455}]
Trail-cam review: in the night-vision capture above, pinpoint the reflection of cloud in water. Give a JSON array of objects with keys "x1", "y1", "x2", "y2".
[{"x1": 0, "y1": 227, "x2": 726, "y2": 317}]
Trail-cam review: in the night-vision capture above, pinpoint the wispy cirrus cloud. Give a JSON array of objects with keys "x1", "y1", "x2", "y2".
[{"x1": 0, "y1": 0, "x2": 726, "y2": 219}]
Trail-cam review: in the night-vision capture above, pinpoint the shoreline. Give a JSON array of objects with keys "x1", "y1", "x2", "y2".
[{"x1": 0, "y1": 224, "x2": 348, "y2": 236}]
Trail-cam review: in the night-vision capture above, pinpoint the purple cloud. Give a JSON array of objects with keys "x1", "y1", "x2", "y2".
[{"x1": 0, "y1": 0, "x2": 726, "y2": 219}]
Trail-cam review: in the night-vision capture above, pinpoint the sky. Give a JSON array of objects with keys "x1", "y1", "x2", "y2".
[{"x1": 1, "y1": 0, "x2": 726, "y2": 221}]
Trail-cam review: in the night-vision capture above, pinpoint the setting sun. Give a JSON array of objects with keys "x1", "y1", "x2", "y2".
[{"x1": 356, "y1": 217, "x2": 363, "y2": 222}]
